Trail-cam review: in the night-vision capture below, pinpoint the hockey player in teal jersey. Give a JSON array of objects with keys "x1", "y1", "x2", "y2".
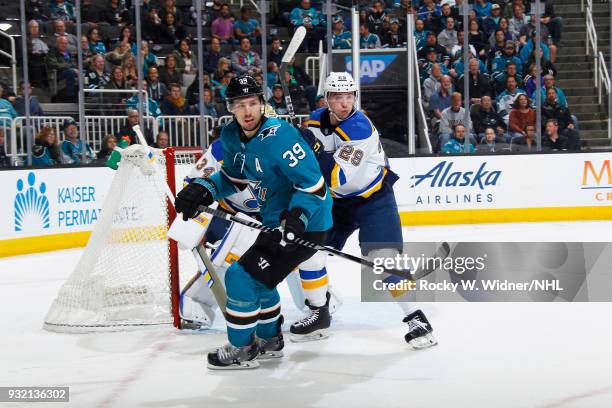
[{"x1": 175, "y1": 74, "x2": 332, "y2": 369}]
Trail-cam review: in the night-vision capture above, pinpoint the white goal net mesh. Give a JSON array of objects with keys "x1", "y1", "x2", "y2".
[{"x1": 44, "y1": 147, "x2": 200, "y2": 332}]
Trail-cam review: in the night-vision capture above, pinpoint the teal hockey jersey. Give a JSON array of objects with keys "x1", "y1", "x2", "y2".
[{"x1": 209, "y1": 116, "x2": 333, "y2": 232}]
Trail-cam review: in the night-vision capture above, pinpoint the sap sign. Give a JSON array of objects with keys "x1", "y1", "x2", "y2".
[{"x1": 344, "y1": 54, "x2": 398, "y2": 84}]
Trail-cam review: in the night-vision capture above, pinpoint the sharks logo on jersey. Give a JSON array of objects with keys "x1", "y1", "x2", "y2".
[{"x1": 259, "y1": 124, "x2": 281, "y2": 141}]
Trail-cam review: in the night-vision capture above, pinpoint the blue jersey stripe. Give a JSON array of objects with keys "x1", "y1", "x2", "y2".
[
  {"x1": 338, "y1": 168, "x2": 347, "y2": 185},
  {"x1": 210, "y1": 140, "x2": 224, "y2": 161}
]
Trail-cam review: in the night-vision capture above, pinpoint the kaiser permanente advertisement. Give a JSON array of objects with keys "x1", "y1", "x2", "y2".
[
  {"x1": 0, "y1": 153, "x2": 611, "y2": 255},
  {"x1": 0, "y1": 167, "x2": 115, "y2": 255}
]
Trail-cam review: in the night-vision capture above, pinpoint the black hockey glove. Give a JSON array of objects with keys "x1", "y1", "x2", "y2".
[
  {"x1": 280, "y1": 208, "x2": 307, "y2": 245},
  {"x1": 175, "y1": 178, "x2": 217, "y2": 221}
]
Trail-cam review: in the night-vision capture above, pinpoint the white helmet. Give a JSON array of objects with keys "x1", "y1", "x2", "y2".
[{"x1": 323, "y1": 71, "x2": 358, "y2": 100}]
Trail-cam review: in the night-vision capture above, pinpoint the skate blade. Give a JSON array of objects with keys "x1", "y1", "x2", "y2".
[
  {"x1": 289, "y1": 329, "x2": 330, "y2": 343},
  {"x1": 206, "y1": 359, "x2": 260, "y2": 370},
  {"x1": 409, "y1": 333, "x2": 438, "y2": 350},
  {"x1": 258, "y1": 350, "x2": 284, "y2": 360}
]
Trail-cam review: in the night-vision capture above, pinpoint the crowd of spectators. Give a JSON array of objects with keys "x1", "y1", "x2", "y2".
[
  {"x1": 1, "y1": 0, "x2": 327, "y2": 167},
  {"x1": 406, "y1": 0, "x2": 577, "y2": 153},
  {"x1": 22, "y1": 0, "x2": 318, "y2": 116},
  {"x1": 0, "y1": 0, "x2": 585, "y2": 168},
  {"x1": 286, "y1": 0, "x2": 578, "y2": 153}
]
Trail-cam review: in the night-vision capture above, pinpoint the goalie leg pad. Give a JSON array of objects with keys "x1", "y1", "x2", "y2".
[
  {"x1": 209, "y1": 213, "x2": 262, "y2": 270},
  {"x1": 285, "y1": 271, "x2": 306, "y2": 311},
  {"x1": 179, "y1": 269, "x2": 221, "y2": 328},
  {"x1": 180, "y1": 297, "x2": 215, "y2": 329},
  {"x1": 180, "y1": 214, "x2": 263, "y2": 328}
]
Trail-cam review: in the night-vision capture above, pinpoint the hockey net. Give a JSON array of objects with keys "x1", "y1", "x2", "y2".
[{"x1": 43, "y1": 147, "x2": 201, "y2": 332}]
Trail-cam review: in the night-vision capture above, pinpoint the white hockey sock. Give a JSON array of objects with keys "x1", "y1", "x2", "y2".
[
  {"x1": 381, "y1": 274, "x2": 419, "y2": 316},
  {"x1": 298, "y1": 251, "x2": 329, "y2": 308},
  {"x1": 300, "y1": 269, "x2": 329, "y2": 307},
  {"x1": 395, "y1": 301, "x2": 418, "y2": 316}
]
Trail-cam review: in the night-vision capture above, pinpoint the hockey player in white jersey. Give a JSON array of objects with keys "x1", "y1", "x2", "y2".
[{"x1": 291, "y1": 72, "x2": 437, "y2": 349}]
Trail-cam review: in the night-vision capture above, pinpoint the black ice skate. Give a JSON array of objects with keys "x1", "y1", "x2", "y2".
[
  {"x1": 207, "y1": 338, "x2": 260, "y2": 370},
  {"x1": 403, "y1": 309, "x2": 438, "y2": 349},
  {"x1": 257, "y1": 316, "x2": 285, "y2": 359},
  {"x1": 290, "y1": 292, "x2": 331, "y2": 342}
]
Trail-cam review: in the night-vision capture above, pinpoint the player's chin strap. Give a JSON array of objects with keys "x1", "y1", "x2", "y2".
[
  {"x1": 328, "y1": 106, "x2": 355, "y2": 124},
  {"x1": 329, "y1": 109, "x2": 344, "y2": 123},
  {"x1": 197, "y1": 205, "x2": 449, "y2": 281}
]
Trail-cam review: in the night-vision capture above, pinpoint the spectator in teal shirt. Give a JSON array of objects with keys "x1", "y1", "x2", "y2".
[
  {"x1": 290, "y1": 0, "x2": 320, "y2": 28},
  {"x1": 0, "y1": 85, "x2": 17, "y2": 127},
  {"x1": 60, "y1": 119, "x2": 95, "y2": 164},
  {"x1": 360, "y1": 24, "x2": 381, "y2": 49},
  {"x1": 414, "y1": 19, "x2": 429, "y2": 51},
  {"x1": 131, "y1": 41, "x2": 158, "y2": 75},
  {"x1": 33, "y1": 126, "x2": 63, "y2": 166},
  {"x1": 87, "y1": 27, "x2": 107, "y2": 55},
  {"x1": 51, "y1": 0, "x2": 75, "y2": 22},
  {"x1": 234, "y1": 6, "x2": 261, "y2": 44},
  {"x1": 442, "y1": 124, "x2": 475, "y2": 154},
  {"x1": 332, "y1": 15, "x2": 351, "y2": 49},
  {"x1": 125, "y1": 80, "x2": 163, "y2": 119},
  {"x1": 289, "y1": 0, "x2": 322, "y2": 52},
  {"x1": 474, "y1": 0, "x2": 492, "y2": 19}
]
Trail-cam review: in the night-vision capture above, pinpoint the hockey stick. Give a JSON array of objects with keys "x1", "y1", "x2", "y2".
[
  {"x1": 132, "y1": 125, "x2": 228, "y2": 315},
  {"x1": 194, "y1": 244, "x2": 227, "y2": 313},
  {"x1": 197, "y1": 205, "x2": 448, "y2": 281},
  {"x1": 279, "y1": 25, "x2": 306, "y2": 120}
]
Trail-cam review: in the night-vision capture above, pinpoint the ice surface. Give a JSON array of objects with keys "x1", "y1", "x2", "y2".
[{"x1": 1, "y1": 222, "x2": 611, "y2": 408}]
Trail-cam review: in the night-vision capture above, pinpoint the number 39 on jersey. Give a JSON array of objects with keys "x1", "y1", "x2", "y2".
[{"x1": 282, "y1": 143, "x2": 307, "y2": 168}]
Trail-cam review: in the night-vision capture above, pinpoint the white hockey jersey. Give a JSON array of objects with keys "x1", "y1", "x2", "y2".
[
  {"x1": 307, "y1": 107, "x2": 388, "y2": 199},
  {"x1": 186, "y1": 139, "x2": 260, "y2": 216}
]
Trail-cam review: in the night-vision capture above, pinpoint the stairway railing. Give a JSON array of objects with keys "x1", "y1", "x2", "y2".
[
  {"x1": 0, "y1": 29, "x2": 17, "y2": 93},
  {"x1": 585, "y1": 0, "x2": 612, "y2": 139}
]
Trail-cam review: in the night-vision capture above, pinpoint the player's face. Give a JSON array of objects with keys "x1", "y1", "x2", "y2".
[
  {"x1": 327, "y1": 92, "x2": 355, "y2": 120},
  {"x1": 231, "y1": 96, "x2": 263, "y2": 132}
]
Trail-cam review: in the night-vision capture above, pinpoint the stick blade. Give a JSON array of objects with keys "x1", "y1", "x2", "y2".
[{"x1": 282, "y1": 26, "x2": 307, "y2": 63}]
